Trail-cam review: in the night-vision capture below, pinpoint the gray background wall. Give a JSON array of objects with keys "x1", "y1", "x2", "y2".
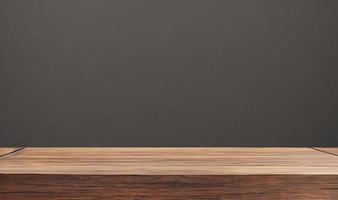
[{"x1": 1, "y1": 0, "x2": 338, "y2": 146}]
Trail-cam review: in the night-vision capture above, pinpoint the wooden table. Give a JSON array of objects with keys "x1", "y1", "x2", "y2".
[{"x1": 0, "y1": 148, "x2": 337, "y2": 199}]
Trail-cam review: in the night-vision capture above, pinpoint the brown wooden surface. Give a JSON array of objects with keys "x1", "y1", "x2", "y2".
[
  {"x1": 0, "y1": 148, "x2": 337, "y2": 199},
  {"x1": 0, "y1": 148, "x2": 337, "y2": 175},
  {"x1": 0, "y1": 174, "x2": 337, "y2": 200}
]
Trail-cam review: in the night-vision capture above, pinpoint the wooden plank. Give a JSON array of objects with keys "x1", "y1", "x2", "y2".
[
  {"x1": 315, "y1": 148, "x2": 338, "y2": 156},
  {"x1": 0, "y1": 174, "x2": 337, "y2": 200},
  {"x1": 0, "y1": 148, "x2": 337, "y2": 199},
  {"x1": 0, "y1": 148, "x2": 337, "y2": 175}
]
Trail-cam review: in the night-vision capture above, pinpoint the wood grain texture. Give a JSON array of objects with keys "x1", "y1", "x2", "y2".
[
  {"x1": 0, "y1": 148, "x2": 337, "y2": 199},
  {"x1": 0, "y1": 174, "x2": 337, "y2": 200},
  {"x1": 0, "y1": 148, "x2": 337, "y2": 175}
]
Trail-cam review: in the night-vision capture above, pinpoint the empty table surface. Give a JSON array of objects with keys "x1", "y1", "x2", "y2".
[
  {"x1": 0, "y1": 147, "x2": 337, "y2": 175},
  {"x1": 0, "y1": 147, "x2": 337, "y2": 200}
]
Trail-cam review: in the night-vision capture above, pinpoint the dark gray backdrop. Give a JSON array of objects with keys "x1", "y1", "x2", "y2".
[{"x1": 1, "y1": 0, "x2": 338, "y2": 146}]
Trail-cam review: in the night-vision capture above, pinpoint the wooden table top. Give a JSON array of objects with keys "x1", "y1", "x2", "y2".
[{"x1": 0, "y1": 148, "x2": 337, "y2": 175}]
